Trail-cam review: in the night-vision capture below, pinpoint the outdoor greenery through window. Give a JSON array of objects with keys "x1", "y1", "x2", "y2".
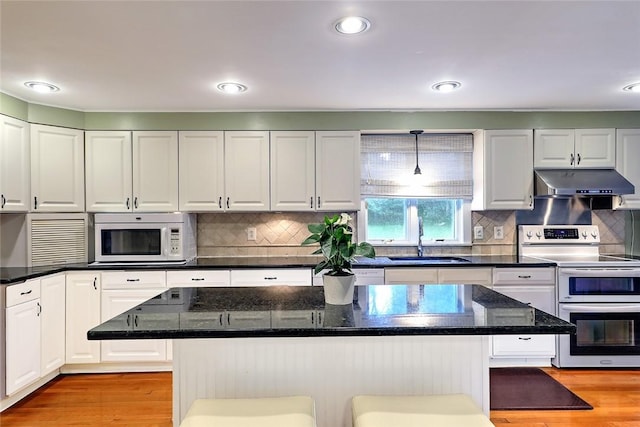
[{"x1": 359, "y1": 132, "x2": 473, "y2": 245}]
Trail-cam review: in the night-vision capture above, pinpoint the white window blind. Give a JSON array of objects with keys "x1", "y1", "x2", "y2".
[{"x1": 361, "y1": 133, "x2": 473, "y2": 198}]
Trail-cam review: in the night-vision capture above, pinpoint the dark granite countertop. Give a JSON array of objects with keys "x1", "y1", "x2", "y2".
[
  {"x1": 87, "y1": 284, "x2": 575, "y2": 340},
  {"x1": 0, "y1": 255, "x2": 556, "y2": 285}
]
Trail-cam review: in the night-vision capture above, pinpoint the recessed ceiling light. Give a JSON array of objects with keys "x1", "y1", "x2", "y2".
[
  {"x1": 622, "y1": 83, "x2": 640, "y2": 92},
  {"x1": 216, "y1": 82, "x2": 247, "y2": 94},
  {"x1": 334, "y1": 16, "x2": 371, "y2": 34},
  {"x1": 431, "y1": 81, "x2": 462, "y2": 92},
  {"x1": 24, "y1": 81, "x2": 60, "y2": 93}
]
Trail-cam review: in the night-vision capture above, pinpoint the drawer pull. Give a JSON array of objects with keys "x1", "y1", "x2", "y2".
[
  {"x1": 191, "y1": 278, "x2": 205, "y2": 281},
  {"x1": 126, "y1": 278, "x2": 140, "y2": 282},
  {"x1": 264, "y1": 276, "x2": 278, "y2": 280},
  {"x1": 517, "y1": 275, "x2": 532, "y2": 279},
  {"x1": 20, "y1": 289, "x2": 33, "y2": 296},
  {"x1": 518, "y1": 337, "x2": 532, "y2": 341}
]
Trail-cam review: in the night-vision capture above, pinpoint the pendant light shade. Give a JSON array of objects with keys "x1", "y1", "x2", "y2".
[{"x1": 410, "y1": 130, "x2": 424, "y2": 175}]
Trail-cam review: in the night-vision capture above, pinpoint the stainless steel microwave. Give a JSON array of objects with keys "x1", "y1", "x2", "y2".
[{"x1": 94, "y1": 213, "x2": 196, "y2": 263}]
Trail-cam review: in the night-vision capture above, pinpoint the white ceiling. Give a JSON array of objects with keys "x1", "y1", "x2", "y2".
[{"x1": 1, "y1": 0, "x2": 639, "y2": 112}]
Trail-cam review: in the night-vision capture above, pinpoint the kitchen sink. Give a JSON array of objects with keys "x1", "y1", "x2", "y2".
[{"x1": 387, "y1": 256, "x2": 471, "y2": 263}]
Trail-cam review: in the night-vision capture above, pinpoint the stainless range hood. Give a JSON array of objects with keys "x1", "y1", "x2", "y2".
[{"x1": 535, "y1": 169, "x2": 635, "y2": 196}]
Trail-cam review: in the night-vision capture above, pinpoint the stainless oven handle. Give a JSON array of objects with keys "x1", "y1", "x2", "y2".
[
  {"x1": 559, "y1": 268, "x2": 640, "y2": 277},
  {"x1": 560, "y1": 304, "x2": 640, "y2": 313}
]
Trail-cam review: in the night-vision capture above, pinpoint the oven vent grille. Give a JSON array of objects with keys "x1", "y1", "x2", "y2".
[{"x1": 30, "y1": 217, "x2": 87, "y2": 266}]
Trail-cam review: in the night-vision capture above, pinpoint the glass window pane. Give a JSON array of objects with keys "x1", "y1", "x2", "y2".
[
  {"x1": 417, "y1": 199, "x2": 456, "y2": 240},
  {"x1": 366, "y1": 198, "x2": 407, "y2": 240}
]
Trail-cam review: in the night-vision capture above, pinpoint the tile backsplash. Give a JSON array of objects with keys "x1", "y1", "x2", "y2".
[{"x1": 197, "y1": 209, "x2": 628, "y2": 257}]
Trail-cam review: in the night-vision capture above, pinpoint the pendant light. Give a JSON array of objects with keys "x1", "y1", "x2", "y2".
[{"x1": 410, "y1": 130, "x2": 424, "y2": 175}]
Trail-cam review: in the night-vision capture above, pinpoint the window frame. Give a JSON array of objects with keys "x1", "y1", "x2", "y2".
[{"x1": 357, "y1": 198, "x2": 472, "y2": 247}]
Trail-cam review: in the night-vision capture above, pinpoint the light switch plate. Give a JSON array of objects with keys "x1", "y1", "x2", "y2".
[
  {"x1": 494, "y1": 226, "x2": 504, "y2": 240},
  {"x1": 474, "y1": 225, "x2": 484, "y2": 240}
]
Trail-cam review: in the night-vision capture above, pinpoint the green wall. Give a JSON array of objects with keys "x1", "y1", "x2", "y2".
[{"x1": 2, "y1": 92, "x2": 640, "y2": 131}]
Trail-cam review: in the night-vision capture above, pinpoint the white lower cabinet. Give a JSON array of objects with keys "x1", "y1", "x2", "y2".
[
  {"x1": 491, "y1": 267, "x2": 556, "y2": 367},
  {"x1": 230, "y1": 268, "x2": 312, "y2": 286},
  {"x1": 100, "y1": 271, "x2": 167, "y2": 362},
  {"x1": 40, "y1": 274, "x2": 66, "y2": 376},
  {"x1": 66, "y1": 272, "x2": 102, "y2": 364},
  {"x1": 167, "y1": 270, "x2": 231, "y2": 287},
  {"x1": 384, "y1": 267, "x2": 492, "y2": 286},
  {"x1": 5, "y1": 279, "x2": 41, "y2": 395}
]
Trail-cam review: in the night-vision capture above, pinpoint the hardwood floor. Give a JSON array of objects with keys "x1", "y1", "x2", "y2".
[
  {"x1": 0, "y1": 372, "x2": 172, "y2": 427},
  {"x1": 491, "y1": 367, "x2": 640, "y2": 427},
  {"x1": 1, "y1": 368, "x2": 639, "y2": 426}
]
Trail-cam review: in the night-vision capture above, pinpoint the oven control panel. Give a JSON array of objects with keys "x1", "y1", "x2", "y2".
[{"x1": 519, "y1": 225, "x2": 600, "y2": 244}]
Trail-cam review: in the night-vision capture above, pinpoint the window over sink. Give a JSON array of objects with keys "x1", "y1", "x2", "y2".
[{"x1": 358, "y1": 132, "x2": 473, "y2": 246}]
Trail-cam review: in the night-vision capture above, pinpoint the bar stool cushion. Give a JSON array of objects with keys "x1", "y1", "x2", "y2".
[
  {"x1": 352, "y1": 394, "x2": 494, "y2": 427},
  {"x1": 180, "y1": 395, "x2": 316, "y2": 427}
]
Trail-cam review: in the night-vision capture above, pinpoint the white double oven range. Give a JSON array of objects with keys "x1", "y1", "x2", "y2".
[{"x1": 519, "y1": 224, "x2": 640, "y2": 368}]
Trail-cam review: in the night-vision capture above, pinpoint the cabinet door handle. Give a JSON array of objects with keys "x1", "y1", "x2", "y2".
[
  {"x1": 37, "y1": 302, "x2": 42, "y2": 316},
  {"x1": 218, "y1": 197, "x2": 222, "y2": 209},
  {"x1": 219, "y1": 313, "x2": 223, "y2": 326},
  {"x1": 93, "y1": 277, "x2": 97, "y2": 290},
  {"x1": 126, "y1": 278, "x2": 140, "y2": 282},
  {"x1": 517, "y1": 275, "x2": 532, "y2": 279},
  {"x1": 577, "y1": 153, "x2": 581, "y2": 165},
  {"x1": 134, "y1": 315, "x2": 139, "y2": 328},
  {"x1": 20, "y1": 289, "x2": 33, "y2": 295},
  {"x1": 518, "y1": 337, "x2": 532, "y2": 341},
  {"x1": 34, "y1": 196, "x2": 38, "y2": 210},
  {"x1": 1, "y1": 194, "x2": 5, "y2": 208},
  {"x1": 226, "y1": 197, "x2": 230, "y2": 209},
  {"x1": 126, "y1": 314, "x2": 131, "y2": 327},
  {"x1": 227, "y1": 313, "x2": 231, "y2": 325},
  {"x1": 529, "y1": 195, "x2": 533, "y2": 207},
  {"x1": 191, "y1": 278, "x2": 205, "y2": 281},
  {"x1": 570, "y1": 153, "x2": 575, "y2": 166},
  {"x1": 134, "y1": 197, "x2": 138, "y2": 209},
  {"x1": 310, "y1": 196, "x2": 313, "y2": 209},
  {"x1": 317, "y1": 196, "x2": 321, "y2": 208},
  {"x1": 126, "y1": 197, "x2": 130, "y2": 209}
]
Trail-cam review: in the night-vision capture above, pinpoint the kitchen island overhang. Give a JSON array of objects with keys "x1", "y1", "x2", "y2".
[
  {"x1": 88, "y1": 284, "x2": 575, "y2": 340},
  {"x1": 88, "y1": 284, "x2": 575, "y2": 427}
]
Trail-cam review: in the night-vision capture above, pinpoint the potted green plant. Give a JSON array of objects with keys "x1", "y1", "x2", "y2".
[{"x1": 302, "y1": 213, "x2": 375, "y2": 304}]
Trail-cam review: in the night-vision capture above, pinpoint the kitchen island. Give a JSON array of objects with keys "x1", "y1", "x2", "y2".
[{"x1": 89, "y1": 284, "x2": 574, "y2": 427}]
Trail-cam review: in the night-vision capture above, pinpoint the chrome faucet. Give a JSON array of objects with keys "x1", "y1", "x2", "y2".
[{"x1": 417, "y1": 217, "x2": 424, "y2": 257}]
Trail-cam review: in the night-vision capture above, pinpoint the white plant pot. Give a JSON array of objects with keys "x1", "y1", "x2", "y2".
[{"x1": 322, "y1": 273, "x2": 356, "y2": 305}]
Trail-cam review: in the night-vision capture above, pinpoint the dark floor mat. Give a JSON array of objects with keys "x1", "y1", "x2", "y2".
[{"x1": 490, "y1": 367, "x2": 593, "y2": 410}]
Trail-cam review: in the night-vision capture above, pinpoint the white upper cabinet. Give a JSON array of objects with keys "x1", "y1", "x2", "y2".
[
  {"x1": 534, "y1": 128, "x2": 615, "y2": 168},
  {"x1": 0, "y1": 115, "x2": 30, "y2": 211},
  {"x1": 85, "y1": 131, "x2": 133, "y2": 212},
  {"x1": 270, "y1": 131, "x2": 316, "y2": 211},
  {"x1": 132, "y1": 131, "x2": 179, "y2": 212},
  {"x1": 86, "y1": 131, "x2": 178, "y2": 212},
  {"x1": 224, "y1": 131, "x2": 270, "y2": 211},
  {"x1": 473, "y1": 129, "x2": 534, "y2": 210},
  {"x1": 315, "y1": 131, "x2": 361, "y2": 211},
  {"x1": 30, "y1": 124, "x2": 84, "y2": 212},
  {"x1": 178, "y1": 131, "x2": 225, "y2": 211},
  {"x1": 614, "y1": 129, "x2": 640, "y2": 210}
]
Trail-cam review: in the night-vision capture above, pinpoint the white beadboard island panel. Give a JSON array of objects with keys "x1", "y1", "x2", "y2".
[{"x1": 173, "y1": 335, "x2": 490, "y2": 427}]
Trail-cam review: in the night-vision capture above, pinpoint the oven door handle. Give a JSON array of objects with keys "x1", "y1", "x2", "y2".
[
  {"x1": 561, "y1": 304, "x2": 640, "y2": 313},
  {"x1": 560, "y1": 268, "x2": 640, "y2": 277}
]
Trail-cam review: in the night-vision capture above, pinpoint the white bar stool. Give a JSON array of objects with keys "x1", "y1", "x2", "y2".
[
  {"x1": 179, "y1": 395, "x2": 316, "y2": 427},
  {"x1": 352, "y1": 394, "x2": 495, "y2": 427}
]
